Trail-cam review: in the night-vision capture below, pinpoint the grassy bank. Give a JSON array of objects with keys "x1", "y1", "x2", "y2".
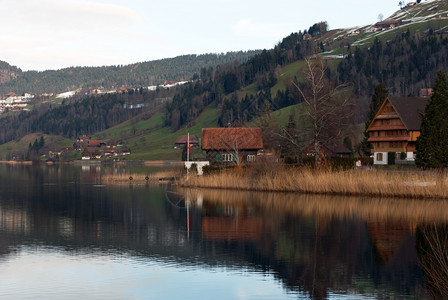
[{"x1": 181, "y1": 166, "x2": 448, "y2": 199}]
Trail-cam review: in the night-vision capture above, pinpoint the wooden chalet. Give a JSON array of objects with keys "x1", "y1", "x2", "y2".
[
  {"x1": 304, "y1": 142, "x2": 352, "y2": 158},
  {"x1": 202, "y1": 127, "x2": 263, "y2": 165},
  {"x1": 174, "y1": 135, "x2": 199, "y2": 149},
  {"x1": 367, "y1": 97, "x2": 427, "y2": 165}
]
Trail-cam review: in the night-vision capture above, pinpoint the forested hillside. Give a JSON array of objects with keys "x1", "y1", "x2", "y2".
[
  {"x1": 0, "y1": 87, "x2": 177, "y2": 144},
  {"x1": 1, "y1": 1, "x2": 448, "y2": 160},
  {"x1": 165, "y1": 19, "x2": 448, "y2": 133},
  {"x1": 0, "y1": 51, "x2": 260, "y2": 95},
  {"x1": 338, "y1": 30, "x2": 448, "y2": 97}
]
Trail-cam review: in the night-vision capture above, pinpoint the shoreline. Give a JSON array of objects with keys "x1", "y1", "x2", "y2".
[
  {"x1": 179, "y1": 167, "x2": 448, "y2": 200},
  {"x1": 0, "y1": 160, "x2": 184, "y2": 166}
]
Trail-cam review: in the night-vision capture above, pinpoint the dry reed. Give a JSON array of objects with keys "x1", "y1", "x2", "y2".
[{"x1": 181, "y1": 166, "x2": 448, "y2": 199}]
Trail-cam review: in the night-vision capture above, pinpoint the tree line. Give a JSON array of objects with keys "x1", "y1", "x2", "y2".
[
  {"x1": 0, "y1": 87, "x2": 177, "y2": 144},
  {"x1": 164, "y1": 23, "x2": 328, "y2": 131},
  {"x1": 0, "y1": 51, "x2": 261, "y2": 96},
  {"x1": 338, "y1": 29, "x2": 448, "y2": 98}
]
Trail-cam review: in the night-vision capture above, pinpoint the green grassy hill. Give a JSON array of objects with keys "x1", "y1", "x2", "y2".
[{"x1": 92, "y1": 103, "x2": 218, "y2": 161}]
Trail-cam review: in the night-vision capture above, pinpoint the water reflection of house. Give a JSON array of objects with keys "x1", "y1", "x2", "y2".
[
  {"x1": 202, "y1": 216, "x2": 263, "y2": 241},
  {"x1": 366, "y1": 221, "x2": 416, "y2": 263},
  {"x1": 0, "y1": 206, "x2": 29, "y2": 234}
]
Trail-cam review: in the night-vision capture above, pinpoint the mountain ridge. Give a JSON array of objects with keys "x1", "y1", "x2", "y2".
[{"x1": 0, "y1": 51, "x2": 261, "y2": 95}]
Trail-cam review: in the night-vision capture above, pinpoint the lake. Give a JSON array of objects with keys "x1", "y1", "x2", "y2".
[{"x1": 0, "y1": 163, "x2": 446, "y2": 299}]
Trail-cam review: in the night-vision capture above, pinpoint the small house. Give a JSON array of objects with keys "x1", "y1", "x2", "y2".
[
  {"x1": 374, "y1": 20, "x2": 402, "y2": 29},
  {"x1": 420, "y1": 88, "x2": 433, "y2": 97},
  {"x1": 174, "y1": 135, "x2": 199, "y2": 149},
  {"x1": 304, "y1": 142, "x2": 351, "y2": 159},
  {"x1": 81, "y1": 147, "x2": 102, "y2": 160},
  {"x1": 202, "y1": 127, "x2": 263, "y2": 165},
  {"x1": 77, "y1": 135, "x2": 90, "y2": 143}
]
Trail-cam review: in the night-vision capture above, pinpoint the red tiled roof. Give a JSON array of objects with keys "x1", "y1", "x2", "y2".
[
  {"x1": 202, "y1": 127, "x2": 263, "y2": 150},
  {"x1": 88, "y1": 140, "x2": 103, "y2": 147}
]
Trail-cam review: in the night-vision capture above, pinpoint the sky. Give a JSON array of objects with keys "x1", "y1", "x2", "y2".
[{"x1": 0, "y1": 0, "x2": 400, "y2": 71}]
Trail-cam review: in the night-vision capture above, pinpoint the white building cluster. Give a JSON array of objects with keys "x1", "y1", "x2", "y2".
[{"x1": 0, "y1": 93, "x2": 34, "y2": 113}]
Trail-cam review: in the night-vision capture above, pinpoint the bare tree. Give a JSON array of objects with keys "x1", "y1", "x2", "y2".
[
  {"x1": 417, "y1": 224, "x2": 448, "y2": 300},
  {"x1": 282, "y1": 57, "x2": 355, "y2": 164}
]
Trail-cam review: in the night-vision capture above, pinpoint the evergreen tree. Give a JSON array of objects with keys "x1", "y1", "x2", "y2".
[
  {"x1": 38, "y1": 136, "x2": 45, "y2": 149},
  {"x1": 416, "y1": 70, "x2": 448, "y2": 168},
  {"x1": 360, "y1": 83, "x2": 388, "y2": 156}
]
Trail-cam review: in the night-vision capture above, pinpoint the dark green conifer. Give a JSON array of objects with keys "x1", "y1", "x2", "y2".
[{"x1": 416, "y1": 70, "x2": 448, "y2": 168}]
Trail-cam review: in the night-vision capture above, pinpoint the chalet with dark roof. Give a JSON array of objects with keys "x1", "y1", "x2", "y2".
[
  {"x1": 374, "y1": 20, "x2": 402, "y2": 29},
  {"x1": 174, "y1": 135, "x2": 199, "y2": 149},
  {"x1": 202, "y1": 127, "x2": 263, "y2": 165},
  {"x1": 367, "y1": 97, "x2": 427, "y2": 165}
]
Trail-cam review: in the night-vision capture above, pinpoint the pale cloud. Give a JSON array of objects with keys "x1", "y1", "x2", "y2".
[
  {"x1": 0, "y1": 0, "x2": 401, "y2": 71},
  {"x1": 0, "y1": 0, "x2": 150, "y2": 70},
  {"x1": 233, "y1": 19, "x2": 291, "y2": 38}
]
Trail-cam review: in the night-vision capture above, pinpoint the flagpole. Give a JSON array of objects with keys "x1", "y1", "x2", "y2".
[{"x1": 187, "y1": 132, "x2": 190, "y2": 162}]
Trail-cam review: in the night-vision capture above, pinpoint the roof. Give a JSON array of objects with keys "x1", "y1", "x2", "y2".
[
  {"x1": 388, "y1": 97, "x2": 427, "y2": 131},
  {"x1": 174, "y1": 135, "x2": 199, "y2": 144},
  {"x1": 202, "y1": 127, "x2": 263, "y2": 150},
  {"x1": 88, "y1": 140, "x2": 104, "y2": 147},
  {"x1": 374, "y1": 20, "x2": 401, "y2": 27},
  {"x1": 368, "y1": 97, "x2": 427, "y2": 132}
]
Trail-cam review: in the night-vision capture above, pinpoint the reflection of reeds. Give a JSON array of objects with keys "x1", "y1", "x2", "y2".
[
  {"x1": 417, "y1": 225, "x2": 448, "y2": 299},
  {"x1": 101, "y1": 169, "x2": 183, "y2": 184},
  {"x1": 180, "y1": 188, "x2": 448, "y2": 224},
  {"x1": 182, "y1": 167, "x2": 448, "y2": 199}
]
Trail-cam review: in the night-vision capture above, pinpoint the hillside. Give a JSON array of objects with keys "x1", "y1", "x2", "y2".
[
  {"x1": 0, "y1": 2, "x2": 447, "y2": 161},
  {"x1": 0, "y1": 51, "x2": 261, "y2": 96},
  {"x1": 319, "y1": 0, "x2": 448, "y2": 54}
]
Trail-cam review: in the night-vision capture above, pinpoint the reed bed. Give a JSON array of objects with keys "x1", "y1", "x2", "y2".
[{"x1": 181, "y1": 166, "x2": 448, "y2": 199}]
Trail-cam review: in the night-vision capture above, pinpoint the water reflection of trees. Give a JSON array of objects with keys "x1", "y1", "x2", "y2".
[
  {"x1": 1, "y1": 164, "x2": 447, "y2": 300},
  {"x1": 416, "y1": 224, "x2": 448, "y2": 300},
  {"x1": 182, "y1": 188, "x2": 448, "y2": 299}
]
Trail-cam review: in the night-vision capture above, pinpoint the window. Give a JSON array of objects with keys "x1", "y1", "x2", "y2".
[
  {"x1": 222, "y1": 154, "x2": 233, "y2": 161},
  {"x1": 376, "y1": 153, "x2": 383, "y2": 161},
  {"x1": 247, "y1": 155, "x2": 255, "y2": 162}
]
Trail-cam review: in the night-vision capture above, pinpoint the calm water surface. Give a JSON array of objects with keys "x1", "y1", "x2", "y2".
[{"x1": 0, "y1": 164, "x2": 447, "y2": 299}]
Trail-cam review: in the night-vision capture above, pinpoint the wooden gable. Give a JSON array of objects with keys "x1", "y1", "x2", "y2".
[{"x1": 367, "y1": 98, "x2": 406, "y2": 133}]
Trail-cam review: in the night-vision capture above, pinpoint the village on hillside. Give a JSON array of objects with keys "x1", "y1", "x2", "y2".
[{"x1": 0, "y1": 79, "x2": 189, "y2": 114}]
